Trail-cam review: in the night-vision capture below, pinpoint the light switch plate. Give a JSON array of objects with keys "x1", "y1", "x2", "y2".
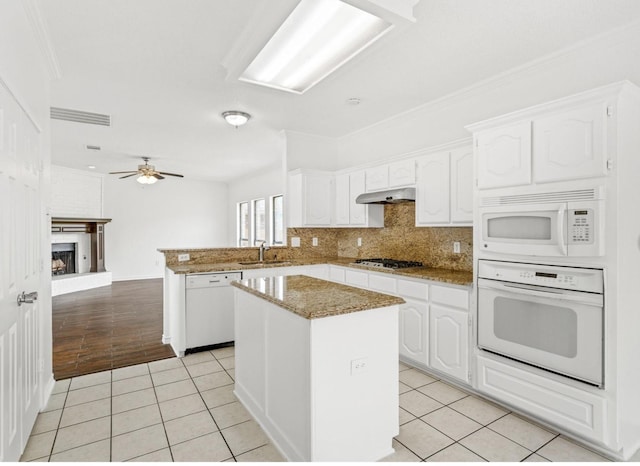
[
  {"x1": 178, "y1": 253, "x2": 190, "y2": 262},
  {"x1": 312, "y1": 237, "x2": 318, "y2": 246},
  {"x1": 291, "y1": 237, "x2": 301, "y2": 247}
]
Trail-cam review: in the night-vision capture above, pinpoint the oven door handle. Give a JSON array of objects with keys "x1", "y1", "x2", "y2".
[{"x1": 478, "y1": 279, "x2": 603, "y2": 306}]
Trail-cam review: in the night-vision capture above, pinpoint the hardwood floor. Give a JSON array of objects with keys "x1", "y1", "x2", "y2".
[{"x1": 52, "y1": 278, "x2": 175, "y2": 380}]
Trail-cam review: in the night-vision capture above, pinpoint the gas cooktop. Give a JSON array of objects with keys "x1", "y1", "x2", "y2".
[{"x1": 353, "y1": 258, "x2": 423, "y2": 269}]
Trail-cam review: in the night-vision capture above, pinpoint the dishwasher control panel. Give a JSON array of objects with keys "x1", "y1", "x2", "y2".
[{"x1": 186, "y1": 272, "x2": 243, "y2": 289}]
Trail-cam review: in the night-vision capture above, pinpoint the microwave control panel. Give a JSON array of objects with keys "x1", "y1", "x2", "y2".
[{"x1": 568, "y1": 208, "x2": 594, "y2": 244}]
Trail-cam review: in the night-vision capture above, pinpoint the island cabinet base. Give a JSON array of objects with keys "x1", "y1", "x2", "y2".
[{"x1": 234, "y1": 290, "x2": 399, "y2": 462}]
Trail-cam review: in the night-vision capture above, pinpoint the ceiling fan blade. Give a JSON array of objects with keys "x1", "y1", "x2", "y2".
[
  {"x1": 153, "y1": 173, "x2": 165, "y2": 180},
  {"x1": 158, "y1": 171, "x2": 184, "y2": 178},
  {"x1": 109, "y1": 171, "x2": 138, "y2": 174},
  {"x1": 119, "y1": 173, "x2": 138, "y2": 179}
]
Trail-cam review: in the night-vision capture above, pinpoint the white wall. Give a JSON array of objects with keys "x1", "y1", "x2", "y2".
[
  {"x1": 227, "y1": 164, "x2": 285, "y2": 246},
  {"x1": 285, "y1": 130, "x2": 338, "y2": 171},
  {"x1": 336, "y1": 21, "x2": 640, "y2": 168},
  {"x1": 103, "y1": 176, "x2": 228, "y2": 280},
  {"x1": 50, "y1": 165, "x2": 103, "y2": 218}
]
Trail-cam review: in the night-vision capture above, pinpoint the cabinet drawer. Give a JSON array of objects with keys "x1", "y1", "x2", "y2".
[
  {"x1": 430, "y1": 285, "x2": 469, "y2": 310},
  {"x1": 397, "y1": 279, "x2": 428, "y2": 301},
  {"x1": 477, "y1": 355, "x2": 606, "y2": 444},
  {"x1": 368, "y1": 274, "x2": 396, "y2": 294},
  {"x1": 329, "y1": 266, "x2": 346, "y2": 283},
  {"x1": 345, "y1": 270, "x2": 368, "y2": 288}
]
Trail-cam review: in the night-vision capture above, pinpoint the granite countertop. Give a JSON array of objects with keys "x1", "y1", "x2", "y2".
[
  {"x1": 166, "y1": 257, "x2": 473, "y2": 287},
  {"x1": 232, "y1": 274, "x2": 405, "y2": 319}
]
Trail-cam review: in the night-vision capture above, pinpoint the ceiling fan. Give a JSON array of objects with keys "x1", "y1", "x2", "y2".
[{"x1": 109, "y1": 157, "x2": 184, "y2": 184}]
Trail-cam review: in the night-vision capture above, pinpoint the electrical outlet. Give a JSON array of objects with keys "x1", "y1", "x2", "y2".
[
  {"x1": 357, "y1": 237, "x2": 362, "y2": 247},
  {"x1": 312, "y1": 237, "x2": 318, "y2": 246},
  {"x1": 453, "y1": 242, "x2": 461, "y2": 254},
  {"x1": 350, "y1": 358, "x2": 368, "y2": 375},
  {"x1": 178, "y1": 253, "x2": 190, "y2": 262},
  {"x1": 291, "y1": 237, "x2": 301, "y2": 247}
]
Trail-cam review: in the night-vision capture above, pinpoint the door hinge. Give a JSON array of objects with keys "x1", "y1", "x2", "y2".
[
  {"x1": 606, "y1": 106, "x2": 613, "y2": 117},
  {"x1": 607, "y1": 159, "x2": 614, "y2": 170},
  {"x1": 467, "y1": 371, "x2": 472, "y2": 383},
  {"x1": 468, "y1": 315, "x2": 473, "y2": 328},
  {"x1": 39, "y1": 359, "x2": 44, "y2": 372}
]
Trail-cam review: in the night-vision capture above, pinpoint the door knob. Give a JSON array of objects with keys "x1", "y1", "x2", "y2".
[{"x1": 17, "y1": 291, "x2": 38, "y2": 306}]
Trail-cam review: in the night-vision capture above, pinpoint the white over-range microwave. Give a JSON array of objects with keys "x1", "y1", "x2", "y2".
[{"x1": 479, "y1": 187, "x2": 605, "y2": 257}]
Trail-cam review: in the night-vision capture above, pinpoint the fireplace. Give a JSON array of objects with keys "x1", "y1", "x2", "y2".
[{"x1": 52, "y1": 243, "x2": 76, "y2": 275}]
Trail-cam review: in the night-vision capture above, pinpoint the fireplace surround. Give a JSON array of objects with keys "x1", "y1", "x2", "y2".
[{"x1": 51, "y1": 217, "x2": 112, "y2": 296}]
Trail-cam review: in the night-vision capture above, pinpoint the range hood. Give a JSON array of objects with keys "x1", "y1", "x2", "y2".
[{"x1": 355, "y1": 187, "x2": 416, "y2": 204}]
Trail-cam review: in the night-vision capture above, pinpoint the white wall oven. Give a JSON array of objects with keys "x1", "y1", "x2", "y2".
[
  {"x1": 477, "y1": 260, "x2": 604, "y2": 387},
  {"x1": 479, "y1": 187, "x2": 604, "y2": 257}
]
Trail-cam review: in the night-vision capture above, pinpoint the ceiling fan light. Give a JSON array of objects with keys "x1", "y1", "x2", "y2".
[
  {"x1": 137, "y1": 174, "x2": 157, "y2": 185},
  {"x1": 222, "y1": 110, "x2": 251, "y2": 127}
]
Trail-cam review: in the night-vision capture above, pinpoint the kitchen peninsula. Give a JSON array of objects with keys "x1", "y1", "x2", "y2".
[{"x1": 231, "y1": 274, "x2": 404, "y2": 462}]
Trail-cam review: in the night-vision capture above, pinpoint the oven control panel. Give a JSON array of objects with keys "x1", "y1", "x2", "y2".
[
  {"x1": 518, "y1": 271, "x2": 577, "y2": 287},
  {"x1": 478, "y1": 259, "x2": 604, "y2": 293}
]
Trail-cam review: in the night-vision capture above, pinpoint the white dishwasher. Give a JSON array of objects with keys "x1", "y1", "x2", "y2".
[{"x1": 185, "y1": 272, "x2": 242, "y2": 350}]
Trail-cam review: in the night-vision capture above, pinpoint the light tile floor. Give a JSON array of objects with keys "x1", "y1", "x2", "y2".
[{"x1": 20, "y1": 348, "x2": 612, "y2": 462}]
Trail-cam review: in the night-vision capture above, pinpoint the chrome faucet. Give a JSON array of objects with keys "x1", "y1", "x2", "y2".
[{"x1": 258, "y1": 242, "x2": 271, "y2": 262}]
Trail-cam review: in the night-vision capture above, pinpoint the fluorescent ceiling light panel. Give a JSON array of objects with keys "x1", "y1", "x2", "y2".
[{"x1": 240, "y1": 0, "x2": 392, "y2": 94}]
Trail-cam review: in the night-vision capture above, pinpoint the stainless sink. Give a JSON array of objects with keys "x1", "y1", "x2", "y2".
[{"x1": 238, "y1": 260, "x2": 291, "y2": 265}]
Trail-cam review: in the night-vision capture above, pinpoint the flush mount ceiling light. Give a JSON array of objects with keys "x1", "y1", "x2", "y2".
[
  {"x1": 240, "y1": 0, "x2": 394, "y2": 94},
  {"x1": 222, "y1": 110, "x2": 251, "y2": 127}
]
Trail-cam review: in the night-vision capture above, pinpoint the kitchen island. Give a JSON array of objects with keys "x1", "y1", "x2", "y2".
[{"x1": 231, "y1": 274, "x2": 405, "y2": 462}]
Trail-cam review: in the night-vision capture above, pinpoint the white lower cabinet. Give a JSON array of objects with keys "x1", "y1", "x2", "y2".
[
  {"x1": 476, "y1": 354, "x2": 607, "y2": 444},
  {"x1": 399, "y1": 298, "x2": 429, "y2": 365},
  {"x1": 429, "y1": 304, "x2": 469, "y2": 382}
]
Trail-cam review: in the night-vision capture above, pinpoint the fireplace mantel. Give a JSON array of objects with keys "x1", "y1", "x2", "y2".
[{"x1": 51, "y1": 217, "x2": 112, "y2": 273}]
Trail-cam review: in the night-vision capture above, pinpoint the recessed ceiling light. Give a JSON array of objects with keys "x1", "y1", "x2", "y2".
[
  {"x1": 240, "y1": 0, "x2": 393, "y2": 94},
  {"x1": 87, "y1": 165, "x2": 96, "y2": 169},
  {"x1": 85, "y1": 144, "x2": 101, "y2": 151},
  {"x1": 346, "y1": 97, "x2": 361, "y2": 105}
]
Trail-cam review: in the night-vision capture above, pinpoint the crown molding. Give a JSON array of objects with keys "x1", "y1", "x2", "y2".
[{"x1": 22, "y1": 0, "x2": 62, "y2": 80}]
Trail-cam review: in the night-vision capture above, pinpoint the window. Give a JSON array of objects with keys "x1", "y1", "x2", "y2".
[
  {"x1": 253, "y1": 198, "x2": 266, "y2": 246},
  {"x1": 238, "y1": 202, "x2": 250, "y2": 247},
  {"x1": 271, "y1": 195, "x2": 284, "y2": 245},
  {"x1": 237, "y1": 194, "x2": 284, "y2": 247}
]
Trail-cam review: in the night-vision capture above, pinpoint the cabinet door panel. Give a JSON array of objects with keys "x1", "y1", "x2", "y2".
[
  {"x1": 429, "y1": 305, "x2": 468, "y2": 382},
  {"x1": 399, "y1": 299, "x2": 428, "y2": 365},
  {"x1": 533, "y1": 103, "x2": 607, "y2": 183},
  {"x1": 335, "y1": 173, "x2": 350, "y2": 226},
  {"x1": 450, "y1": 147, "x2": 473, "y2": 223},
  {"x1": 476, "y1": 121, "x2": 531, "y2": 189},
  {"x1": 349, "y1": 171, "x2": 367, "y2": 225},
  {"x1": 304, "y1": 175, "x2": 332, "y2": 225},
  {"x1": 388, "y1": 159, "x2": 415, "y2": 187},
  {"x1": 365, "y1": 165, "x2": 388, "y2": 192},
  {"x1": 416, "y1": 151, "x2": 450, "y2": 225}
]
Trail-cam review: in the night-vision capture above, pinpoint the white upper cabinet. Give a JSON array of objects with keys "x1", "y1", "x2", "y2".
[
  {"x1": 476, "y1": 121, "x2": 532, "y2": 189},
  {"x1": 288, "y1": 170, "x2": 333, "y2": 227},
  {"x1": 533, "y1": 102, "x2": 608, "y2": 183},
  {"x1": 415, "y1": 146, "x2": 473, "y2": 226},
  {"x1": 335, "y1": 170, "x2": 383, "y2": 227},
  {"x1": 334, "y1": 173, "x2": 350, "y2": 226},
  {"x1": 365, "y1": 165, "x2": 389, "y2": 191},
  {"x1": 388, "y1": 159, "x2": 416, "y2": 187},
  {"x1": 416, "y1": 151, "x2": 450, "y2": 224},
  {"x1": 365, "y1": 159, "x2": 416, "y2": 192},
  {"x1": 450, "y1": 147, "x2": 474, "y2": 223}
]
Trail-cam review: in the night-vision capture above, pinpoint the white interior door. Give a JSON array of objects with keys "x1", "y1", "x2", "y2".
[{"x1": 0, "y1": 82, "x2": 43, "y2": 461}]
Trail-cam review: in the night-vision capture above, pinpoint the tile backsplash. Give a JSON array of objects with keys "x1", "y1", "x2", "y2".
[{"x1": 289, "y1": 204, "x2": 472, "y2": 272}]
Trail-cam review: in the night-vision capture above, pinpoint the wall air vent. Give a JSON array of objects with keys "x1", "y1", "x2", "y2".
[
  {"x1": 480, "y1": 187, "x2": 604, "y2": 207},
  {"x1": 50, "y1": 107, "x2": 111, "y2": 126}
]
